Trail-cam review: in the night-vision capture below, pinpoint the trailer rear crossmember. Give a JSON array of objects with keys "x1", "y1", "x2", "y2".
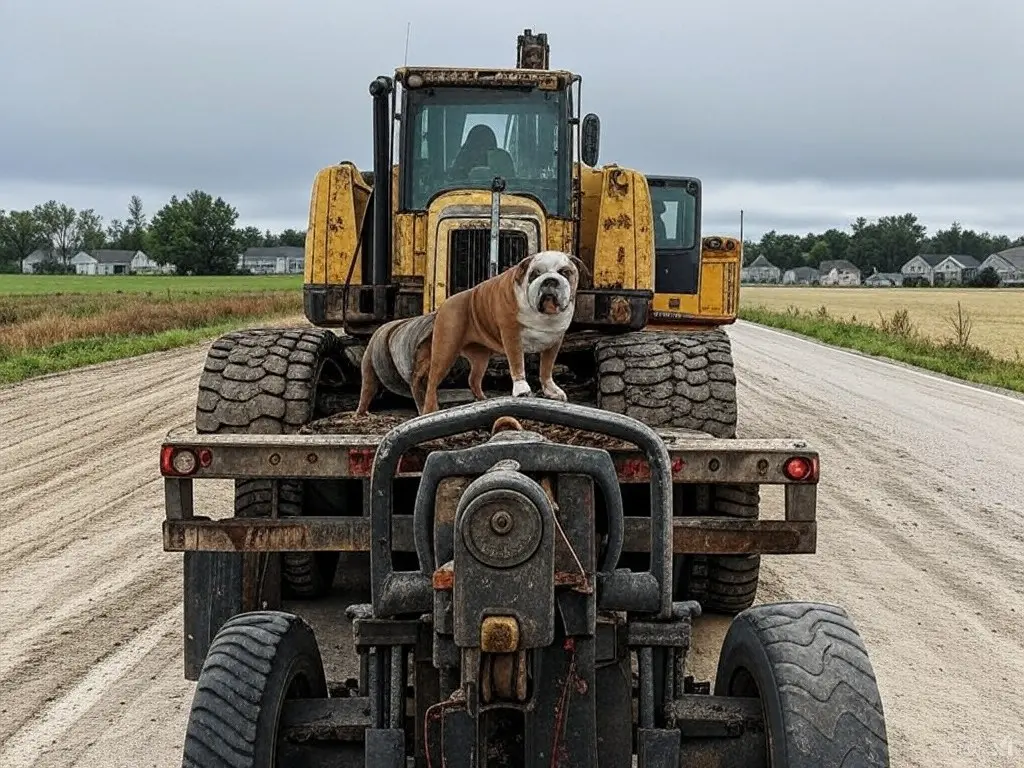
[{"x1": 160, "y1": 429, "x2": 818, "y2": 557}]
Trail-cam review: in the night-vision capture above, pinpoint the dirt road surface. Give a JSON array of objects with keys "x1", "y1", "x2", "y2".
[{"x1": 1, "y1": 321, "x2": 1022, "y2": 767}]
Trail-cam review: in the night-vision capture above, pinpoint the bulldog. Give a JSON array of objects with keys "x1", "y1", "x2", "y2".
[{"x1": 354, "y1": 249, "x2": 583, "y2": 416}]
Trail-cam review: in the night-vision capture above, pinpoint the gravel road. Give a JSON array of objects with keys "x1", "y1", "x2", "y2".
[{"x1": 1, "y1": 321, "x2": 1021, "y2": 767}]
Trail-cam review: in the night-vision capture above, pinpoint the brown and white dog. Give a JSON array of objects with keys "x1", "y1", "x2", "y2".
[{"x1": 355, "y1": 249, "x2": 582, "y2": 415}]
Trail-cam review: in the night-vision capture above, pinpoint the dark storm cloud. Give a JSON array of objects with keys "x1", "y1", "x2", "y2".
[{"x1": 1, "y1": 0, "x2": 1022, "y2": 237}]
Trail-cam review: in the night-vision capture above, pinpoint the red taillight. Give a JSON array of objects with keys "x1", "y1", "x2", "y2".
[
  {"x1": 198, "y1": 448, "x2": 213, "y2": 467},
  {"x1": 783, "y1": 456, "x2": 816, "y2": 482},
  {"x1": 348, "y1": 448, "x2": 376, "y2": 477},
  {"x1": 161, "y1": 445, "x2": 199, "y2": 476}
]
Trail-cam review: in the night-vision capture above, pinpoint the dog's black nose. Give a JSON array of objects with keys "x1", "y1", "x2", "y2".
[{"x1": 541, "y1": 276, "x2": 560, "y2": 289}]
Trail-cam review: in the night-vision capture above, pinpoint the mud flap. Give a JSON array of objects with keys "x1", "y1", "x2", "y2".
[{"x1": 182, "y1": 550, "x2": 281, "y2": 680}]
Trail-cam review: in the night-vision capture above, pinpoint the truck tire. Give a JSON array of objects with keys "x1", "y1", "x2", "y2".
[
  {"x1": 713, "y1": 602, "x2": 890, "y2": 767},
  {"x1": 196, "y1": 327, "x2": 345, "y2": 599},
  {"x1": 594, "y1": 328, "x2": 761, "y2": 614},
  {"x1": 182, "y1": 611, "x2": 328, "y2": 768}
]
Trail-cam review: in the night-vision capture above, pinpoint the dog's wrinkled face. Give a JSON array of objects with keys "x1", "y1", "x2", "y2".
[{"x1": 513, "y1": 250, "x2": 581, "y2": 316}]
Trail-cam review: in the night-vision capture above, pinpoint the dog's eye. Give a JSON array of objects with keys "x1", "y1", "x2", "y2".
[
  {"x1": 558, "y1": 268, "x2": 573, "y2": 278},
  {"x1": 529, "y1": 270, "x2": 540, "y2": 282}
]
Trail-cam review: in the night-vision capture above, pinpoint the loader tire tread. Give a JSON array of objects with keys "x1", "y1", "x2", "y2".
[
  {"x1": 196, "y1": 327, "x2": 339, "y2": 435},
  {"x1": 594, "y1": 328, "x2": 737, "y2": 438}
]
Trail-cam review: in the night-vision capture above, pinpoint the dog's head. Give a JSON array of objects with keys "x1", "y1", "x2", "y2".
[{"x1": 512, "y1": 250, "x2": 583, "y2": 316}]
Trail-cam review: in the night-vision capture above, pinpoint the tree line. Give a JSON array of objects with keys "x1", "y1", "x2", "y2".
[
  {"x1": 742, "y1": 213, "x2": 1024, "y2": 275},
  {"x1": 6, "y1": 194, "x2": 1023, "y2": 278},
  {"x1": 0, "y1": 191, "x2": 307, "y2": 275}
]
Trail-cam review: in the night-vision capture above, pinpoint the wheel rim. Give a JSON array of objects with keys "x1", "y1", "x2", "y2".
[
  {"x1": 723, "y1": 665, "x2": 773, "y2": 767},
  {"x1": 271, "y1": 660, "x2": 320, "y2": 766}
]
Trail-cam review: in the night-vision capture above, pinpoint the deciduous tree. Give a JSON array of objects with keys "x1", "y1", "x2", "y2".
[{"x1": 149, "y1": 190, "x2": 242, "y2": 275}]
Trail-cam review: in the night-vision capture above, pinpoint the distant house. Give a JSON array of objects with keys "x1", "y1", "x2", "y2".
[
  {"x1": 740, "y1": 255, "x2": 781, "y2": 284},
  {"x1": 864, "y1": 271, "x2": 904, "y2": 287},
  {"x1": 900, "y1": 253, "x2": 981, "y2": 285},
  {"x1": 980, "y1": 246, "x2": 1024, "y2": 285},
  {"x1": 782, "y1": 266, "x2": 820, "y2": 285},
  {"x1": 932, "y1": 254, "x2": 980, "y2": 285},
  {"x1": 818, "y1": 259, "x2": 861, "y2": 286},
  {"x1": 130, "y1": 250, "x2": 174, "y2": 274},
  {"x1": 240, "y1": 246, "x2": 305, "y2": 275},
  {"x1": 72, "y1": 249, "x2": 142, "y2": 275},
  {"x1": 22, "y1": 249, "x2": 52, "y2": 273}
]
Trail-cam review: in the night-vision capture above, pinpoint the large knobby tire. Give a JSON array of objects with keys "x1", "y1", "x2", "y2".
[
  {"x1": 182, "y1": 611, "x2": 328, "y2": 768},
  {"x1": 196, "y1": 327, "x2": 344, "y2": 599},
  {"x1": 714, "y1": 602, "x2": 890, "y2": 767},
  {"x1": 687, "y1": 483, "x2": 762, "y2": 613},
  {"x1": 593, "y1": 328, "x2": 761, "y2": 614}
]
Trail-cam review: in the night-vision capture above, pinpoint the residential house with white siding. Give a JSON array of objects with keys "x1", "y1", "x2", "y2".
[
  {"x1": 740, "y1": 255, "x2": 781, "y2": 283},
  {"x1": 932, "y1": 254, "x2": 980, "y2": 285},
  {"x1": 980, "y1": 246, "x2": 1024, "y2": 285},
  {"x1": 818, "y1": 260, "x2": 861, "y2": 286},
  {"x1": 782, "y1": 266, "x2": 820, "y2": 285}
]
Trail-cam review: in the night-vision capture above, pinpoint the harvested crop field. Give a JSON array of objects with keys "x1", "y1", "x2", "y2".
[
  {"x1": 0, "y1": 275, "x2": 303, "y2": 384},
  {"x1": 740, "y1": 286, "x2": 1024, "y2": 361}
]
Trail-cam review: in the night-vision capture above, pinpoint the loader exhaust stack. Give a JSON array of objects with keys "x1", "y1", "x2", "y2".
[{"x1": 369, "y1": 75, "x2": 393, "y2": 318}]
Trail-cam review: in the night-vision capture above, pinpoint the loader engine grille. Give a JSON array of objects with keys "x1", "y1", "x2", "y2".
[{"x1": 448, "y1": 228, "x2": 529, "y2": 294}]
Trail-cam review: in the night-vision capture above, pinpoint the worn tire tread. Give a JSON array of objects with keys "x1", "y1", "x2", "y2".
[
  {"x1": 594, "y1": 329, "x2": 761, "y2": 614},
  {"x1": 182, "y1": 611, "x2": 327, "y2": 768},
  {"x1": 715, "y1": 602, "x2": 889, "y2": 767},
  {"x1": 197, "y1": 328, "x2": 341, "y2": 599}
]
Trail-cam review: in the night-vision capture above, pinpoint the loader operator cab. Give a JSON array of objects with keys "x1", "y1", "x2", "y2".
[{"x1": 399, "y1": 80, "x2": 580, "y2": 217}]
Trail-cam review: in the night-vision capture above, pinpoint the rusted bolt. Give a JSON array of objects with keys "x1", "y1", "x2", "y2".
[
  {"x1": 307, "y1": 453, "x2": 319, "y2": 464},
  {"x1": 269, "y1": 453, "x2": 281, "y2": 466},
  {"x1": 708, "y1": 458, "x2": 720, "y2": 472},
  {"x1": 491, "y1": 510, "x2": 514, "y2": 535},
  {"x1": 757, "y1": 459, "x2": 769, "y2": 474}
]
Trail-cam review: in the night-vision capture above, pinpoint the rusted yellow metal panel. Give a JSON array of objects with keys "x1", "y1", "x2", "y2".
[
  {"x1": 649, "y1": 236, "x2": 741, "y2": 324},
  {"x1": 577, "y1": 165, "x2": 604, "y2": 277},
  {"x1": 304, "y1": 169, "x2": 327, "y2": 285},
  {"x1": 588, "y1": 167, "x2": 653, "y2": 291},
  {"x1": 304, "y1": 163, "x2": 371, "y2": 286},
  {"x1": 545, "y1": 218, "x2": 574, "y2": 255}
]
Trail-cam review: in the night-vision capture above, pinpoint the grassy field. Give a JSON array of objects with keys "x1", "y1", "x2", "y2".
[
  {"x1": 1, "y1": 275, "x2": 303, "y2": 384},
  {"x1": 740, "y1": 286, "x2": 1024, "y2": 361},
  {"x1": 0, "y1": 273, "x2": 302, "y2": 295}
]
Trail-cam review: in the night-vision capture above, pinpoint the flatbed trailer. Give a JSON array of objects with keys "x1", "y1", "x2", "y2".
[
  {"x1": 160, "y1": 398, "x2": 894, "y2": 767},
  {"x1": 160, "y1": 406, "x2": 819, "y2": 679}
]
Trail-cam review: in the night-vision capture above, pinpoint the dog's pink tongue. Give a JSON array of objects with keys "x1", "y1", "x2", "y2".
[{"x1": 541, "y1": 296, "x2": 559, "y2": 314}]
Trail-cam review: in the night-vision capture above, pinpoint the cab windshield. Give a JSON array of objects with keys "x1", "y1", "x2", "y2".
[{"x1": 400, "y1": 86, "x2": 571, "y2": 216}]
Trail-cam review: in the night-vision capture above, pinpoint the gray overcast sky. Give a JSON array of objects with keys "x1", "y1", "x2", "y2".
[{"x1": 1, "y1": 0, "x2": 1022, "y2": 241}]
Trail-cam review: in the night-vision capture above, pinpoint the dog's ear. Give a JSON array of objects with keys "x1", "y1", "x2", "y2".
[
  {"x1": 568, "y1": 254, "x2": 592, "y2": 288},
  {"x1": 513, "y1": 254, "x2": 533, "y2": 283}
]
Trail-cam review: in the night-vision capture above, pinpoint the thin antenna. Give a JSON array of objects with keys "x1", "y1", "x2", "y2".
[{"x1": 404, "y1": 22, "x2": 411, "y2": 66}]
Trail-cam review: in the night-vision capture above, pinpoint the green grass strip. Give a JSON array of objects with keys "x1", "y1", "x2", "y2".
[{"x1": 739, "y1": 306, "x2": 1024, "y2": 394}]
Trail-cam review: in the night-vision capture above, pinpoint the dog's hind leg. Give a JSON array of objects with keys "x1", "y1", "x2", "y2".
[
  {"x1": 410, "y1": 340, "x2": 432, "y2": 414},
  {"x1": 355, "y1": 340, "x2": 381, "y2": 415},
  {"x1": 422, "y1": 316, "x2": 466, "y2": 414},
  {"x1": 464, "y1": 345, "x2": 491, "y2": 401}
]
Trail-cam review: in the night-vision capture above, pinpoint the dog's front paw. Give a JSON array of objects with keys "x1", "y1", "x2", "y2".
[
  {"x1": 542, "y1": 380, "x2": 567, "y2": 402},
  {"x1": 511, "y1": 379, "x2": 532, "y2": 397}
]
